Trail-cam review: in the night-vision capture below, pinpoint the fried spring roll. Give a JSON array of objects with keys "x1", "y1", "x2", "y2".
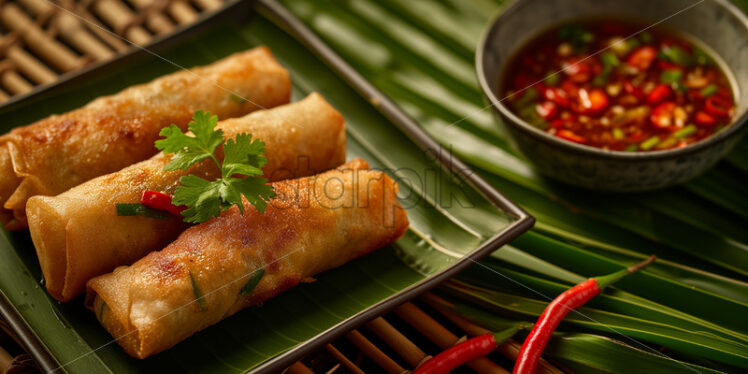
[
  {"x1": 27, "y1": 93, "x2": 346, "y2": 302},
  {"x1": 1, "y1": 47, "x2": 291, "y2": 230},
  {"x1": 85, "y1": 159, "x2": 408, "y2": 359}
]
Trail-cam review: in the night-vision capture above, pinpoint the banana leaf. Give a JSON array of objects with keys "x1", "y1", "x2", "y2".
[
  {"x1": 0, "y1": 2, "x2": 526, "y2": 372},
  {"x1": 439, "y1": 282, "x2": 748, "y2": 369}
]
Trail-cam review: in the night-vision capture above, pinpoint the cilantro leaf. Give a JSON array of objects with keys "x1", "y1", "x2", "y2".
[
  {"x1": 155, "y1": 111, "x2": 224, "y2": 171},
  {"x1": 222, "y1": 134, "x2": 266, "y2": 177},
  {"x1": 159, "y1": 111, "x2": 275, "y2": 223}
]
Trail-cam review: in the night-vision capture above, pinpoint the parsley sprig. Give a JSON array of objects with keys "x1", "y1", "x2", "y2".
[{"x1": 155, "y1": 111, "x2": 275, "y2": 223}]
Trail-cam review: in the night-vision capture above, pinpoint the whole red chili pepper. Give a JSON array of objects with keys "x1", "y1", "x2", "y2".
[
  {"x1": 513, "y1": 255, "x2": 656, "y2": 374},
  {"x1": 415, "y1": 325, "x2": 525, "y2": 374},
  {"x1": 141, "y1": 190, "x2": 186, "y2": 216}
]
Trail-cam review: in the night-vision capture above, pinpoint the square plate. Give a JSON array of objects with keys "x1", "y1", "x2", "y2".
[{"x1": 0, "y1": 0, "x2": 533, "y2": 372}]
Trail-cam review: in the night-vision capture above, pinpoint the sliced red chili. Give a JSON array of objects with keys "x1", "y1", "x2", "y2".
[
  {"x1": 543, "y1": 87, "x2": 569, "y2": 107},
  {"x1": 556, "y1": 129, "x2": 587, "y2": 144},
  {"x1": 571, "y1": 88, "x2": 608, "y2": 115},
  {"x1": 141, "y1": 190, "x2": 186, "y2": 216},
  {"x1": 657, "y1": 60, "x2": 683, "y2": 71},
  {"x1": 623, "y1": 81, "x2": 645, "y2": 100},
  {"x1": 647, "y1": 84, "x2": 672, "y2": 105},
  {"x1": 650, "y1": 102, "x2": 677, "y2": 129},
  {"x1": 704, "y1": 96, "x2": 732, "y2": 117},
  {"x1": 562, "y1": 57, "x2": 593, "y2": 83},
  {"x1": 536, "y1": 101, "x2": 559, "y2": 120},
  {"x1": 626, "y1": 46, "x2": 657, "y2": 70},
  {"x1": 550, "y1": 119, "x2": 565, "y2": 129},
  {"x1": 694, "y1": 111, "x2": 717, "y2": 126}
]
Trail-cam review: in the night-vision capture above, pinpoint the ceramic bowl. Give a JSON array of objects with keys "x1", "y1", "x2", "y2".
[{"x1": 477, "y1": 0, "x2": 748, "y2": 192}]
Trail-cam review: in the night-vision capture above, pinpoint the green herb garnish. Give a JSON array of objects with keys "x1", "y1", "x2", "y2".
[
  {"x1": 155, "y1": 111, "x2": 275, "y2": 224},
  {"x1": 700, "y1": 84, "x2": 717, "y2": 98},
  {"x1": 612, "y1": 128, "x2": 624, "y2": 140},
  {"x1": 229, "y1": 94, "x2": 248, "y2": 104},
  {"x1": 659, "y1": 45, "x2": 692, "y2": 67},
  {"x1": 640, "y1": 32, "x2": 653, "y2": 44},
  {"x1": 115, "y1": 203, "x2": 170, "y2": 219},
  {"x1": 673, "y1": 125, "x2": 696, "y2": 138},
  {"x1": 189, "y1": 271, "x2": 207, "y2": 311},
  {"x1": 660, "y1": 70, "x2": 683, "y2": 84},
  {"x1": 240, "y1": 269, "x2": 265, "y2": 296},
  {"x1": 544, "y1": 73, "x2": 561, "y2": 87},
  {"x1": 593, "y1": 52, "x2": 620, "y2": 86},
  {"x1": 640, "y1": 136, "x2": 661, "y2": 150}
]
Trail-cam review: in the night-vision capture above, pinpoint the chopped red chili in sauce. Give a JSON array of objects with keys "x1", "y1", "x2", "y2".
[{"x1": 502, "y1": 21, "x2": 736, "y2": 151}]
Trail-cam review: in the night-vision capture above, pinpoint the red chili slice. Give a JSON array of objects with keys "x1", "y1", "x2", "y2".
[
  {"x1": 695, "y1": 111, "x2": 717, "y2": 125},
  {"x1": 704, "y1": 96, "x2": 732, "y2": 117},
  {"x1": 627, "y1": 46, "x2": 657, "y2": 70},
  {"x1": 650, "y1": 102, "x2": 677, "y2": 129},
  {"x1": 571, "y1": 88, "x2": 608, "y2": 115},
  {"x1": 623, "y1": 81, "x2": 645, "y2": 100},
  {"x1": 556, "y1": 129, "x2": 587, "y2": 144},
  {"x1": 536, "y1": 101, "x2": 558, "y2": 120},
  {"x1": 141, "y1": 190, "x2": 186, "y2": 216},
  {"x1": 657, "y1": 60, "x2": 683, "y2": 71},
  {"x1": 647, "y1": 84, "x2": 673, "y2": 105},
  {"x1": 543, "y1": 87, "x2": 569, "y2": 107},
  {"x1": 550, "y1": 119, "x2": 565, "y2": 129},
  {"x1": 562, "y1": 58, "x2": 593, "y2": 83}
]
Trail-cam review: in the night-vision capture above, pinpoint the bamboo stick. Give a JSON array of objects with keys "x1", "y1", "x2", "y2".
[
  {"x1": 69, "y1": 4, "x2": 129, "y2": 52},
  {"x1": 0, "y1": 88, "x2": 9, "y2": 103},
  {"x1": 168, "y1": 1, "x2": 198, "y2": 24},
  {"x1": 5, "y1": 46, "x2": 57, "y2": 84},
  {"x1": 192, "y1": 0, "x2": 222, "y2": 11},
  {"x1": 285, "y1": 361, "x2": 314, "y2": 374},
  {"x1": 346, "y1": 330, "x2": 407, "y2": 374},
  {"x1": 90, "y1": 0, "x2": 151, "y2": 45},
  {"x1": 0, "y1": 345, "x2": 13, "y2": 374},
  {"x1": 325, "y1": 344, "x2": 365, "y2": 374},
  {"x1": 0, "y1": 3, "x2": 82, "y2": 72},
  {"x1": 366, "y1": 317, "x2": 427, "y2": 369},
  {"x1": 1, "y1": 71, "x2": 33, "y2": 95},
  {"x1": 394, "y1": 302, "x2": 507, "y2": 374},
  {"x1": 126, "y1": 0, "x2": 174, "y2": 35}
]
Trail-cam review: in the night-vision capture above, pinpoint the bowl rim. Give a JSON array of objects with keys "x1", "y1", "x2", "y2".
[{"x1": 476, "y1": 0, "x2": 748, "y2": 160}]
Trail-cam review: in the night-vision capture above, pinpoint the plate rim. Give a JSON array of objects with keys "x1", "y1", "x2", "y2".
[{"x1": 0, "y1": 0, "x2": 534, "y2": 372}]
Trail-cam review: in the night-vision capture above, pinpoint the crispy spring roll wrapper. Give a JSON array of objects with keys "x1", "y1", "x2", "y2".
[
  {"x1": 1, "y1": 46, "x2": 291, "y2": 230},
  {"x1": 27, "y1": 93, "x2": 346, "y2": 302},
  {"x1": 85, "y1": 159, "x2": 408, "y2": 359}
]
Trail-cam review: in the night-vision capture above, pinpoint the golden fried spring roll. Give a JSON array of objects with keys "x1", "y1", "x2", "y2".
[
  {"x1": 27, "y1": 93, "x2": 346, "y2": 302},
  {"x1": 85, "y1": 159, "x2": 408, "y2": 359},
  {"x1": 1, "y1": 47, "x2": 290, "y2": 230}
]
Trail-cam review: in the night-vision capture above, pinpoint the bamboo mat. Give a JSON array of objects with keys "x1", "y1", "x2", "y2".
[
  {"x1": 0, "y1": 1, "x2": 565, "y2": 373},
  {"x1": 0, "y1": 0, "x2": 224, "y2": 102}
]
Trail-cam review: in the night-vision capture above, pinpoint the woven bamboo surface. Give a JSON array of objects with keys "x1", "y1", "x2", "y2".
[
  {"x1": 0, "y1": 1, "x2": 565, "y2": 373},
  {"x1": 0, "y1": 0, "x2": 224, "y2": 102}
]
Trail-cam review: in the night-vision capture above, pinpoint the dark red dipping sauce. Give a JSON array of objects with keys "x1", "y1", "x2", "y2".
[{"x1": 502, "y1": 20, "x2": 737, "y2": 151}]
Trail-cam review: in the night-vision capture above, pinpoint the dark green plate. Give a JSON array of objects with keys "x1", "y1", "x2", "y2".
[{"x1": 0, "y1": 1, "x2": 532, "y2": 372}]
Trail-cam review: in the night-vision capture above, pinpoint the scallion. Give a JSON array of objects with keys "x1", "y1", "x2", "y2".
[
  {"x1": 673, "y1": 125, "x2": 696, "y2": 138},
  {"x1": 660, "y1": 70, "x2": 683, "y2": 84},
  {"x1": 640, "y1": 136, "x2": 661, "y2": 150},
  {"x1": 659, "y1": 45, "x2": 692, "y2": 67},
  {"x1": 115, "y1": 203, "x2": 170, "y2": 219},
  {"x1": 240, "y1": 269, "x2": 265, "y2": 296},
  {"x1": 190, "y1": 271, "x2": 208, "y2": 311},
  {"x1": 544, "y1": 73, "x2": 561, "y2": 86},
  {"x1": 612, "y1": 128, "x2": 624, "y2": 140},
  {"x1": 700, "y1": 84, "x2": 717, "y2": 98}
]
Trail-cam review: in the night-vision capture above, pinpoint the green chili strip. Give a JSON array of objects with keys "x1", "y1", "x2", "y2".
[
  {"x1": 659, "y1": 45, "x2": 692, "y2": 66},
  {"x1": 657, "y1": 137, "x2": 678, "y2": 149},
  {"x1": 673, "y1": 125, "x2": 697, "y2": 138},
  {"x1": 229, "y1": 94, "x2": 248, "y2": 104},
  {"x1": 98, "y1": 301, "x2": 107, "y2": 321},
  {"x1": 640, "y1": 136, "x2": 661, "y2": 150},
  {"x1": 189, "y1": 271, "x2": 207, "y2": 311},
  {"x1": 240, "y1": 269, "x2": 265, "y2": 296},
  {"x1": 544, "y1": 73, "x2": 560, "y2": 86},
  {"x1": 700, "y1": 84, "x2": 717, "y2": 98},
  {"x1": 115, "y1": 203, "x2": 170, "y2": 219},
  {"x1": 660, "y1": 70, "x2": 682, "y2": 84}
]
